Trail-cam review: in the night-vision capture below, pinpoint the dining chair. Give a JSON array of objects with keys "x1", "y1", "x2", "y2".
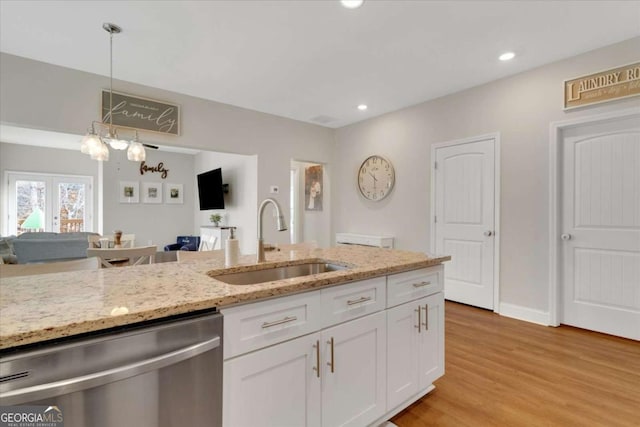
[
  {"x1": 177, "y1": 249, "x2": 224, "y2": 263},
  {"x1": 87, "y1": 246, "x2": 156, "y2": 268},
  {"x1": 198, "y1": 236, "x2": 218, "y2": 251},
  {"x1": 0, "y1": 257, "x2": 101, "y2": 278}
]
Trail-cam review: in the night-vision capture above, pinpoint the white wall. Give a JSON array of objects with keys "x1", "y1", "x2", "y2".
[
  {"x1": 0, "y1": 53, "x2": 335, "y2": 247},
  {"x1": 332, "y1": 37, "x2": 640, "y2": 315},
  {"x1": 194, "y1": 151, "x2": 257, "y2": 255},
  {"x1": 0, "y1": 142, "x2": 100, "y2": 235}
]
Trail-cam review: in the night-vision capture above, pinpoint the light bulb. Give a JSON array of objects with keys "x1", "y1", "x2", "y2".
[
  {"x1": 127, "y1": 141, "x2": 146, "y2": 161},
  {"x1": 90, "y1": 141, "x2": 110, "y2": 161},
  {"x1": 357, "y1": 104, "x2": 368, "y2": 111},
  {"x1": 341, "y1": 0, "x2": 364, "y2": 9},
  {"x1": 499, "y1": 52, "x2": 515, "y2": 61}
]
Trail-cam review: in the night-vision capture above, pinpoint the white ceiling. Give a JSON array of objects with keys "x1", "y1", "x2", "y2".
[{"x1": 1, "y1": 1, "x2": 639, "y2": 129}]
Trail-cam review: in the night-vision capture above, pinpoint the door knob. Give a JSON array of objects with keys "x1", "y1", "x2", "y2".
[
  {"x1": 561, "y1": 233, "x2": 572, "y2": 241},
  {"x1": 484, "y1": 231, "x2": 493, "y2": 237}
]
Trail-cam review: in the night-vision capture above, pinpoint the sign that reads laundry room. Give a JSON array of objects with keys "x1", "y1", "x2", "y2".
[
  {"x1": 101, "y1": 90, "x2": 180, "y2": 135},
  {"x1": 564, "y1": 62, "x2": 640, "y2": 109}
]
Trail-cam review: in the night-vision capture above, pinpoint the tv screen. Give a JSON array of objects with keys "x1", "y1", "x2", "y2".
[{"x1": 197, "y1": 168, "x2": 225, "y2": 210}]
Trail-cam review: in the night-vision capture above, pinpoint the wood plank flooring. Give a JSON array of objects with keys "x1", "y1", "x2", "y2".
[{"x1": 391, "y1": 301, "x2": 640, "y2": 427}]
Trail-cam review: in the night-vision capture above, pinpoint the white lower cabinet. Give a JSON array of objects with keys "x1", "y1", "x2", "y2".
[
  {"x1": 222, "y1": 311, "x2": 386, "y2": 427},
  {"x1": 387, "y1": 292, "x2": 444, "y2": 411},
  {"x1": 223, "y1": 333, "x2": 322, "y2": 427},
  {"x1": 321, "y1": 311, "x2": 386, "y2": 427},
  {"x1": 222, "y1": 268, "x2": 445, "y2": 427}
]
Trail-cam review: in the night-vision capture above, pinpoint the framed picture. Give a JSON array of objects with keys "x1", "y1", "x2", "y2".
[
  {"x1": 142, "y1": 182, "x2": 163, "y2": 204},
  {"x1": 305, "y1": 164, "x2": 323, "y2": 211},
  {"x1": 165, "y1": 183, "x2": 183, "y2": 204},
  {"x1": 119, "y1": 181, "x2": 139, "y2": 203}
]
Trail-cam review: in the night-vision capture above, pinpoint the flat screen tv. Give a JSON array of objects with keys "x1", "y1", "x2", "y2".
[{"x1": 197, "y1": 168, "x2": 225, "y2": 210}]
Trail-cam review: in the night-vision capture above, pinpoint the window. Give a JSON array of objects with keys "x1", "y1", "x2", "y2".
[{"x1": 6, "y1": 172, "x2": 93, "y2": 235}]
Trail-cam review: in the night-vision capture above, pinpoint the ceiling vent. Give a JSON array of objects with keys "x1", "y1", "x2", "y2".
[{"x1": 310, "y1": 115, "x2": 337, "y2": 125}]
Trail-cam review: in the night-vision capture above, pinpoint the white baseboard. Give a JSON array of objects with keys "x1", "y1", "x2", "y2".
[{"x1": 499, "y1": 302, "x2": 551, "y2": 326}]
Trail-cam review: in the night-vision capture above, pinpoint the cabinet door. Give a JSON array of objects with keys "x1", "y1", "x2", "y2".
[
  {"x1": 223, "y1": 333, "x2": 321, "y2": 427},
  {"x1": 386, "y1": 301, "x2": 420, "y2": 410},
  {"x1": 321, "y1": 311, "x2": 386, "y2": 427},
  {"x1": 418, "y1": 292, "x2": 445, "y2": 389}
]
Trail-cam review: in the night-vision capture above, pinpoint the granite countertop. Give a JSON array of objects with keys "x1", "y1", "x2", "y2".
[{"x1": 0, "y1": 246, "x2": 450, "y2": 350}]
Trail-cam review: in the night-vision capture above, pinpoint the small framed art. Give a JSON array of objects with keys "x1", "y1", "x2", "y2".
[
  {"x1": 165, "y1": 183, "x2": 183, "y2": 204},
  {"x1": 119, "y1": 181, "x2": 139, "y2": 203},
  {"x1": 143, "y1": 182, "x2": 163, "y2": 204}
]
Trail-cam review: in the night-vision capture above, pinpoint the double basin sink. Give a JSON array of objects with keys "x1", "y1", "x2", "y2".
[{"x1": 212, "y1": 262, "x2": 348, "y2": 285}]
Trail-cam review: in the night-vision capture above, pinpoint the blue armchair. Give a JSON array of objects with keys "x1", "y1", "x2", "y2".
[{"x1": 164, "y1": 235, "x2": 201, "y2": 252}]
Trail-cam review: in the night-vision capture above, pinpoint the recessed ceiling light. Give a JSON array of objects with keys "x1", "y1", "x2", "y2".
[
  {"x1": 357, "y1": 104, "x2": 368, "y2": 111},
  {"x1": 499, "y1": 52, "x2": 515, "y2": 61},
  {"x1": 341, "y1": 0, "x2": 364, "y2": 9}
]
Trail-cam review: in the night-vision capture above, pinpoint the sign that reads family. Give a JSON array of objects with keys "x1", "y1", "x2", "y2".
[
  {"x1": 564, "y1": 62, "x2": 640, "y2": 109},
  {"x1": 102, "y1": 90, "x2": 180, "y2": 135}
]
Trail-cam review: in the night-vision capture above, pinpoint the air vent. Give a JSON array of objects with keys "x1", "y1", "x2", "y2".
[
  {"x1": 0, "y1": 371, "x2": 31, "y2": 383},
  {"x1": 310, "y1": 115, "x2": 337, "y2": 124}
]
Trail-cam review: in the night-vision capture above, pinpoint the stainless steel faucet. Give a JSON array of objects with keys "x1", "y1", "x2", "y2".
[{"x1": 257, "y1": 198, "x2": 287, "y2": 262}]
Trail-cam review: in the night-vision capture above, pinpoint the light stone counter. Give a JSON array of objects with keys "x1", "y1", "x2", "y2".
[{"x1": 0, "y1": 246, "x2": 449, "y2": 350}]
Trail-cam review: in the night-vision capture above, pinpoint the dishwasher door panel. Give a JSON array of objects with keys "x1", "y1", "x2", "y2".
[{"x1": 1, "y1": 311, "x2": 222, "y2": 427}]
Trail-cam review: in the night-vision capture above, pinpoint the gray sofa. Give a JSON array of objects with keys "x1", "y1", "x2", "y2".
[{"x1": 8, "y1": 232, "x2": 99, "y2": 264}]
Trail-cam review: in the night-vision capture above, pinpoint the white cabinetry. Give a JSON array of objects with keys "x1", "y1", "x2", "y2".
[
  {"x1": 387, "y1": 292, "x2": 444, "y2": 410},
  {"x1": 223, "y1": 333, "x2": 321, "y2": 427},
  {"x1": 200, "y1": 226, "x2": 232, "y2": 250},
  {"x1": 222, "y1": 266, "x2": 445, "y2": 427},
  {"x1": 321, "y1": 311, "x2": 386, "y2": 427}
]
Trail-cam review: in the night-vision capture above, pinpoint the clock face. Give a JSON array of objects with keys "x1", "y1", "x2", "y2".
[{"x1": 357, "y1": 155, "x2": 395, "y2": 201}]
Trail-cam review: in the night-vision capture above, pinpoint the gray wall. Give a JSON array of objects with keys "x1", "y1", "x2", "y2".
[
  {"x1": 332, "y1": 37, "x2": 640, "y2": 316},
  {"x1": 0, "y1": 53, "x2": 335, "y2": 245},
  {"x1": 102, "y1": 148, "x2": 195, "y2": 248}
]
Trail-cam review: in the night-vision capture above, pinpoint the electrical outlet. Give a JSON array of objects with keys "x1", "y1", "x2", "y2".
[{"x1": 270, "y1": 186, "x2": 279, "y2": 194}]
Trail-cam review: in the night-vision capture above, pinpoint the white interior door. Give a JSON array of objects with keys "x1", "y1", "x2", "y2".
[
  {"x1": 433, "y1": 136, "x2": 497, "y2": 310},
  {"x1": 561, "y1": 116, "x2": 640, "y2": 340}
]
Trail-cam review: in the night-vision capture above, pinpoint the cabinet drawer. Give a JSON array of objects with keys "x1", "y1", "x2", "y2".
[
  {"x1": 222, "y1": 290, "x2": 321, "y2": 359},
  {"x1": 320, "y1": 277, "x2": 386, "y2": 328},
  {"x1": 387, "y1": 266, "x2": 443, "y2": 308}
]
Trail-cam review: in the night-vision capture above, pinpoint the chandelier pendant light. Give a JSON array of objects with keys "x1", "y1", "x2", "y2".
[{"x1": 80, "y1": 23, "x2": 146, "y2": 162}]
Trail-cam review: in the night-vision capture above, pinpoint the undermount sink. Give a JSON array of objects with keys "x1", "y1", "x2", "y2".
[{"x1": 212, "y1": 262, "x2": 349, "y2": 285}]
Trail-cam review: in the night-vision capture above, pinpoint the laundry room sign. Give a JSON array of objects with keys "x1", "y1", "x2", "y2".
[{"x1": 564, "y1": 61, "x2": 640, "y2": 109}]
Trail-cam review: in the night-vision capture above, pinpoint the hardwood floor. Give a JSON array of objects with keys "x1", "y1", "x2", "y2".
[{"x1": 391, "y1": 301, "x2": 640, "y2": 427}]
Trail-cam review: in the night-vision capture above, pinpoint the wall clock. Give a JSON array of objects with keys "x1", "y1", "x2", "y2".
[{"x1": 357, "y1": 155, "x2": 395, "y2": 201}]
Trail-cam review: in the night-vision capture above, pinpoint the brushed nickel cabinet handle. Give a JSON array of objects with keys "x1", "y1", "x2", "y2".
[
  {"x1": 412, "y1": 281, "x2": 431, "y2": 288},
  {"x1": 423, "y1": 304, "x2": 429, "y2": 330},
  {"x1": 327, "y1": 337, "x2": 335, "y2": 373},
  {"x1": 262, "y1": 316, "x2": 297, "y2": 329},
  {"x1": 313, "y1": 340, "x2": 320, "y2": 378},
  {"x1": 347, "y1": 296, "x2": 372, "y2": 306},
  {"x1": 415, "y1": 307, "x2": 421, "y2": 333}
]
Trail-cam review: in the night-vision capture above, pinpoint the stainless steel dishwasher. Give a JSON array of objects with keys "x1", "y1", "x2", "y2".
[{"x1": 0, "y1": 309, "x2": 222, "y2": 427}]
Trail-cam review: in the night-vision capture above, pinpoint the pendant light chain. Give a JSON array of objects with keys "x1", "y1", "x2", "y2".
[{"x1": 109, "y1": 28, "x2": 113, "y2": 132}]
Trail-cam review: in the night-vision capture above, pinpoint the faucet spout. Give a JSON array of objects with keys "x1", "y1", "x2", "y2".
[{"x1": 257, "y1": 198, "x2": 287, "y2": 262}]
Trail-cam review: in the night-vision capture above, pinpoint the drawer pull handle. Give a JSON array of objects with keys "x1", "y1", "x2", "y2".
[
  {"x1": 423, "y1": 304, "x2": 429, "y2": 330},
  {"x1": 412, "y1": 281, "x2": 431, "y2": 288},
  {"x1": 313, "y1": 340, "x2": 320, "y2": 378},
  {"x1": 327, "y1": 337, "x2": 335, "y2": 373},
  {"x1": 262, "y1": 316, "x2": 297, "y2": 329},
  {"x1": 347, "y1": 296, "x2": 372, "y2": 306},
  {"x1": 415, "y1": 307, "x2": 421, "y2": 333}
]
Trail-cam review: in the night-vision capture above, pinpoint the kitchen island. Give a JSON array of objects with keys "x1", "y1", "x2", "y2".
[{"x1": 0, "y1": 246, "x2": 449, "y2": 350}]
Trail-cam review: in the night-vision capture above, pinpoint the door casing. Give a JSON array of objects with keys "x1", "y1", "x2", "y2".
[
  {"x1": 430, "y1": 132, "x2": 501, "y2": 313},
  {"x1": 548, "y1": 108, "x2": 640, "y2": 327}
]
